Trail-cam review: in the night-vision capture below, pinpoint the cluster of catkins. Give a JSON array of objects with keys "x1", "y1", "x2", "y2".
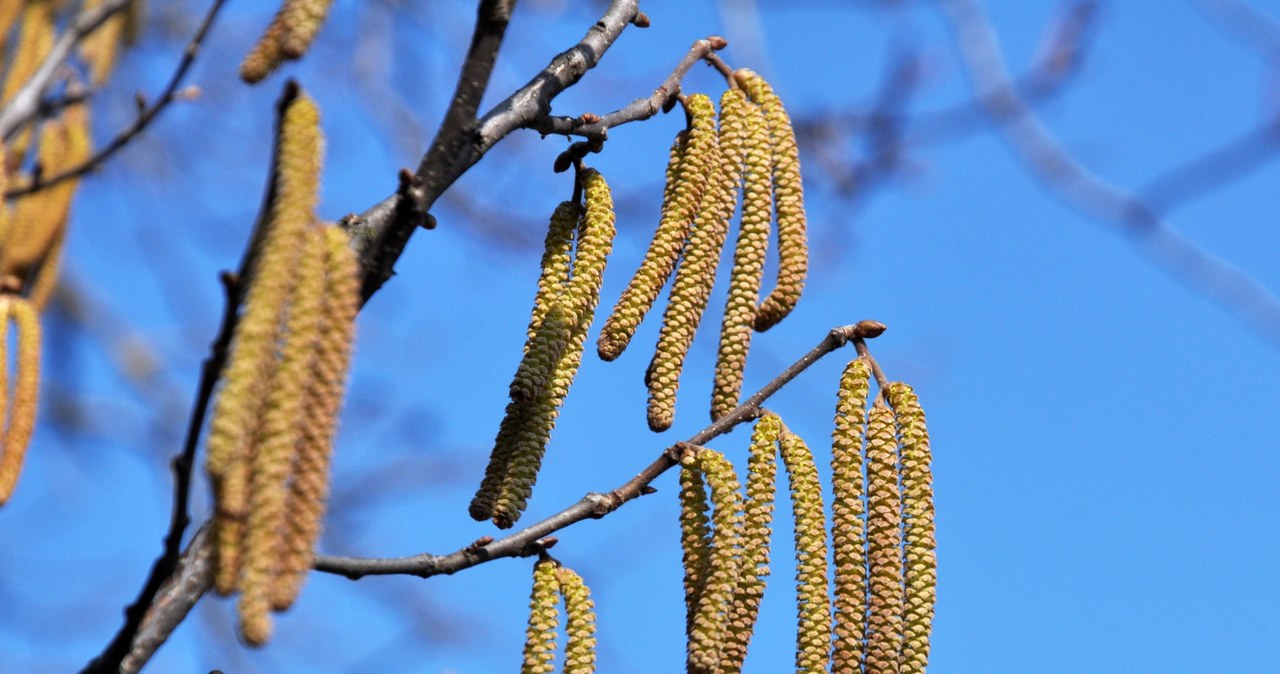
[
  {"x1": 521, "y1": 558, "x2": 599, "y2": 674},
  {"x1": 674, "y1": 358, "x2": 935, "y2": 674},
  {"x1": 597, "y1": 69, "x2": 808, "y2": 432},
  {"x1": 0, "y1": 0, "x2": 136, "y2": 504},
  {"x1": 240, "y1": 0, "x2": 334, "y2": 83},
  {"x1": 469, "y1": 169, "x2": 617, "y2": 529},
  {"x1": 204, "y1": 86, "x2": 360, "y2": 646}
]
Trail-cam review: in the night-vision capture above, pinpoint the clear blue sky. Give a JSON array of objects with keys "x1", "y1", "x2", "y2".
[{"x1": 1, "y1": 1, "x2": 1277, "y2": 672}]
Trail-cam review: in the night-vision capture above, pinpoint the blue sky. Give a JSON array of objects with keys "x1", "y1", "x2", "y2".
[{"x1": 1, "y1": 1, "x2": 1277, "y2": 672}]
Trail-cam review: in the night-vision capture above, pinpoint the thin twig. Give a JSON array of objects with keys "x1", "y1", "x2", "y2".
[
  {"x1": 0, "y1": 0, "x2": 131, "y2": 139},
  {"x1": 5, "y1": 0, "x2": 229, "y2": 199},
  {"x1": 313, "y1": 321, "x2": 885, "y2": 579},
  {"x1": 937, "y1": 0, "x2": 1280, "y2": 346}
]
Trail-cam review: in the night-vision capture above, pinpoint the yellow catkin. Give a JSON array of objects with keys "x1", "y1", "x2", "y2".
[
  {"x1": 24, "y1": 225, "x2": 61, "y2": 312},
  {"x1": 865, "y1": 401, "x2": 904, "y2": 673},
  {"x1": 646, "y1": 89, "x2": 751, "y2": 432},
  {"x1": 238, "y1": 224, "x2": 328, "y2": 646},
  {"x1": 721, "y1": 412, "x2": 780, "y2": 672},
  {"x1": 686, "y1": 448, "x2": 743, "y2": 674},
  {"x1": 831, "y1": 359, "x2": 871, "y2": 674},
  {"x1": 0, "y1": 296, "x2": 40, "y2": 504},
  {"x1": 557, "y1": 566, "x2": 597, "y2": 674},
  {"x1": 779, "y1": 428, "x2": 831, "y2": 674},
  {"x1": 736, "y1": 70, "x2": 808, "y2": 332},
  {"x1": 80, "y1": 0, "x2": 127, "y2": 85},
  {"x1": 471, "y1": 203, "x2": 577, "y2": 521},
  {"x1": 710, "y1": 100, "x2": 772, "y2": 421},
  {"x1": 278, "y1": 0, "x2": 333, "y2": 59},
  {"x1": 0, "y1": 3, "x2": 23, "y2": 55},
  {"x1": 678, "y1": 453, "x2": 712, "y2": 637},
  {"x1": 888, "y1": 382, "x2": 935, "y2": 674},
  {"x1": 522, "y1": 559, "x2": 561, "y2": 674},
  {"x1": 2, "y1": 0, "x2": 54, "y2": 106},
  {"x1": 207, "y1": 89, "x2": 321, "y2": 595},
  {"x1": 508, "y1": 202, "x2": 578, "y2": 403},
  {"x1": 270, "y1": 224, "x2": 358, "y2": 612},
  {"x1": 597, "y1": 94, "x2": 717, "y2": 361},
  {"x1": 240, "y1": 10, "x2": 287, "y2": 84}
]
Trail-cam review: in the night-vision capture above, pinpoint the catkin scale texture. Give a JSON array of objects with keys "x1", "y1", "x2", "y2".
[
  {"x1": 597, "y1": 95, "x2": 717, "y2": 361},
  {"x1": 685, "y1": 449, "x2": 744, "y2": 674},
  {"x1": 865, "y1": 402, "x2": 904, "y2": 673},
  {"x1": 522, "y1": 559, "x2": 561, "y2": 674},
  {"x1": 889, "y1": 383, "x2": 935, "y2": 674},
  {"x1": 241, "y1": 0, "x2": 334, "y2": 83},
  {"x1": 780, "y1": 430, "x2": 831, "y2": 673},
  {"x1": 647, "y1": 89, "x2": 750, "y2": 432},
  {"x1": 558, "y1": 566, "x2": 598, "y2": 674},
  {"x1": 831, "y1": 359, "x2": 871, "y2": 673}
]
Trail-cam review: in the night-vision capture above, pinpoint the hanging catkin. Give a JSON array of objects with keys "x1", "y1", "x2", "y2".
[
  {"x1": 474, "y1": 169, "x2": 615, "y2": 529},
  {"x1": 711, "y1": 99, "x2": 772, "y2": 421},
  {"x1": 720, "y1": 412, "x2": 781, "y2": 672},
  {"x1": 597, "y1": 94, "x2": 717, "y2": 361},
  {"x1": 735, "y1": 69, "x2": 808, "y2": 332},
  {"x1": 779, "y1": 428, "x2": 831, "y2": 673},
  {"x1": 831, "y1": 358, "x2": 871, "y2": 673},
  {"x1": 558, "y1": 565, "x2": 598, "y2": 674},
  {"x1": 683, "y1": 447, "x2": 744, "y2": 674},
  {"x1": 865, "y1": 401, "x2": 904, "y2": 673},
  {"x1": 241, "y1": 0, "x2": 335, "y2": 83},
  {"x1": 522, "y1": 559, "x2": 561, "y2": 674},
  {"x1": 647, "y1": 88, "x2": 750, "y2": 432},
  {"x1": 0, "y1": 296, "x2": 40, "y2": 505},
  {"x1": 888, "y1": 382, "x2": 935, "y2": 674},
  {"x1": 207, "y1": 87, "x2": 320, "y2": 596}
]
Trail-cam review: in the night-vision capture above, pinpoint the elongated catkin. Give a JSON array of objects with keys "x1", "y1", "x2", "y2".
[
  {"x1": 241, "y1": 0, "x2": 334, "y2": 83},
  {"x1": 685, "y1": 448, "x2": 743, "y2": 674},
  {"x1": 831, "y1": 358, "x2": 872, "y2": 674},
  {"x1": 780, "y1": 429, "x2": 831, "y2": 673},
  {"x1": 736, "y1": 69, "x2": 808, "y2": 332},
  {"x1": 647, "y1": 88, "x2": 750, "y2": 432},
  {"x1": 597, "y1": 95, "x2": 717, "y2": 361},
  {"x1": 0, "y1": 296, "x2": 39, "y2": 505},
  {"x1": 522, "y1": 559, "x2": 561, "y2": 674},
  {"x1": 711, "y1": 100, "x2": 772, "y2": 421},
  {"x1": 888, "y1": 382, "x2": 935, "y2": 674},
  {"x1": 558, "y1": 566, "x2": 598, "y2": 674},
  {"x1": 865, "y1": 401, "x2": 904, "y2": 673}
]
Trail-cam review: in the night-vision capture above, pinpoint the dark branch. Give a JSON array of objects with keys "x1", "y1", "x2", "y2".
[
  {"x1": 6, "y1": 0, "x2": 228, "y2": 199},
  {"x1": 313, "y1": 321, "x2": 886, "y2": 579}
]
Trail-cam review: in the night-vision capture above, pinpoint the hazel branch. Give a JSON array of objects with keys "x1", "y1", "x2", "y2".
[{"x1": 313, "y1": 320, "x2": 886, "y2": 580}]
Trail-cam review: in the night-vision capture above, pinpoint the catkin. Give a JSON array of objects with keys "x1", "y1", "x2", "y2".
[
  {"x1": 721, "y1": 412, "x2": 781, "y2": 672},
  {"x1": 779, "y1": 428, "x2": 831, "y2": 674},
  {"x1": 736, "y1": 70, "x2": 808, "y2": 332},
  {"x1": 646, "y1": 89, "x2": 750, "y2": 432},
  {"x1": 711, "y1": 100, "x2": 772, "y2": 421},
  {"x1": 888, "y1": 383, "x2": 935, "y2": 674},
  {"x1": 522, "y1": 559, "x2": 561, "y2": 674},
  {"x1": 482, "y1": 171, "x2": 615, "y2": 528},
  {"x1": 241, "y1": 0, "x2": 334, "y2": 83},
  {"x1": 865, "y1": 401, "x2": 904, "y2": 673},
  {"x1": 678, "y1": 452, "x2": 712, "y2": 637},
  {"x1": 270, "y1": 225, "x2": 359, "y2": 611},
  {"x1": 2, "y1": 0, "x2": 53, "y2": 106},
  {"x1": 0, "y1": 296, "x2": 39, "y2": 505},
  {"x1": 831, "y1": 359, "x2": 871, "y2": 674},
  {"x1": 207, "y1": 89, "x2": 321, "y2": 596},
  {"x1": 685, "y1": 448, "x2": 743, "y2": 674},
  {"x1": 597, "y1": 94, "x2": 717, "y2": 361},
  {"x1": 238, "y1": 225, "x2": 327, "y2": 646},
  {"x1": 80, "y1": 0, "x2": 127, "y2": 84},
  {"x1": 558, "y1": 566, "x2": 598, "y2": 674}
]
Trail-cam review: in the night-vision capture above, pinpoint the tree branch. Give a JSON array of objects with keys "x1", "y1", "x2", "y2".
[
  {"x1": 0, "y1": 0, "x2": 131, "y2": 139},
  {"x1": 5, "y1": 0, "x2": 228, "y2": 199},
  {"x1": 937, "y1": 0, "x2": 1280, "y2": 346},
  {"x1": 313, "y1": 320, "x2": 887, "y2": 579}
]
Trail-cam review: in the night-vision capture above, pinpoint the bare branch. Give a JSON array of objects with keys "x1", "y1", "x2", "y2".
[
  {"x1": 937, "y1": 0, "x2": 1280, "y2": 346},
  {"x1": 6, "y1": 0, "x2": 229, "y2": 199},
  {"x1": 314, "y1": 321, "x2": 886, "y2": 579},
  {"x1": 0, "y1": 0, "x2": 131, "y2": 139}
]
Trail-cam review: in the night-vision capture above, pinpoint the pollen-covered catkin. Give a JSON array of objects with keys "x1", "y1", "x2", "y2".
[
  {"x1": 736, "y1": 69, "x2": 808, "y2": 332},
  {"x1": 0, "y1": 297, "x2": 40, "y2": 505},
  {"x1": 888, "y1": 382, "x2": 935, "y2": 674},
  {"x1": 557, "y1": 566, "x2": 598, "y2": 674},
  {"x1": 207, "y1": 89, "x2": 321, "y2": 595},
  {"x1": 270, "y1": 224, "x2": 359, "y2": 611},
  {"x1": 831, "y1": 359, "x2": 871, "y2": 674},
  {"x1": 647, "y1": 89, "x2": 750, "y2": 432},
  {"x1": 597, "y1": 94, "x2": 717, "y2": 361},
  {"x1": 686, "y1": 449, "x2": 743, "y2": 674},
  {"x1": 679, "y1": 453, "x2": 712, "y2": 636},
  {"x1": 721, "y1": 412, "x2": 781, "y2": 672},
  {"x1": 779, "y1": 428, "x2": 831, "y2": 673},
  {"x1": 486, "y1": 172, "x2": 615, "y2": 528},
  {"x1": 80, "y1": 0, "x2": 127, "y2": 84},
  {"x1": 2, "y1": 0, "x2": 53, "y2": 106},
  {"x1": 865, "y1": 401, "x2": 904, "y2": 673},
  {"x1": 240, "y1": 0, "x2": 334, "y2": 83},
  {"x1": 711, "y1": 100, "x2": 772, "y2": 421},
  {"x1": 522, "y1": 559, "x2": 561, "y2": 674}
]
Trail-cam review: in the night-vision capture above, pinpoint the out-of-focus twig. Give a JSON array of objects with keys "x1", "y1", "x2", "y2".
[{"x1": 937, "y1": 0, "x2": 1280, "y2": 345}]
